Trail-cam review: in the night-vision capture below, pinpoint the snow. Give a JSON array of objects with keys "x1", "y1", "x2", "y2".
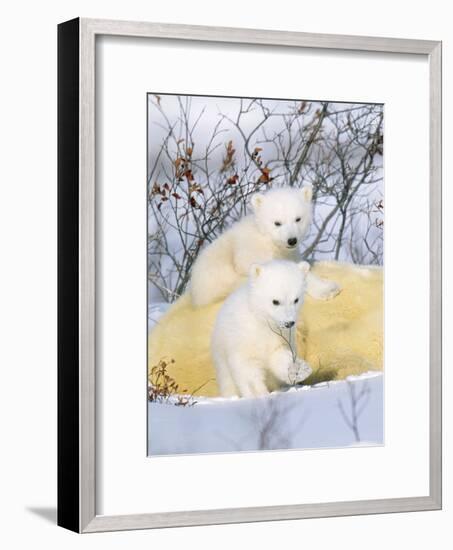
[{"x1": 147, "y1": 371, "x2": 384, "y2": 456}]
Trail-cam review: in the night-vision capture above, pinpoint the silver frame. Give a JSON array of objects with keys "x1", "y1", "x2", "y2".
[{"x1": 60, "y1": 17, "x2": 442, "y2": 532}]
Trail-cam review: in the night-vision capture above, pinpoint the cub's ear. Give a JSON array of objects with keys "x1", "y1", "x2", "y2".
[
  {"x1": 249, "y1": 263, "x2": 263, "y2": 281},
  {"x1": 301, "y1": 184, "x2": 313, "y2": 202},
  {"x1": 297, "y1": 261, "x2": 310, "y2": 275},
  {"x1": 250, "y1": 193, "x2": 265, "y2": 212}
]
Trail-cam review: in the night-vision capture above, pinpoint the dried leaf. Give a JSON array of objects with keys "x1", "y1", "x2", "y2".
[
  {"x1": 258, "y1": 166, "x2": 273, "y2": 184},
  {"x1": 220, "y1": 140, "x2": 236, "y2": 172},
  {"x1": 298, "y1": 100, "x2": 307, "y2": 114},
  {"x1": 184, "y1": 169, "x2": 194, "y2": 182},
  {"x1": 189, "y1": 182, "x2": 203, "y2": 195},
  {"x1": 151, "y1": 182, "x2": 161, "y2": 196}
]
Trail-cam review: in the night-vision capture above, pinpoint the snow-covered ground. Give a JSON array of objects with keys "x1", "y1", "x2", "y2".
[{"x1": 148, "y1": 371, "x2": 383, "y2": 456}]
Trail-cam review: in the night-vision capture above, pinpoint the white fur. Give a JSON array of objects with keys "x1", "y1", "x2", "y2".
[
  {"x1": 189, "y1": 186, "x2": 340, "y2": 307},
  {"x1": 211, "y1": 260, "x2": 313, "y2": 398}
]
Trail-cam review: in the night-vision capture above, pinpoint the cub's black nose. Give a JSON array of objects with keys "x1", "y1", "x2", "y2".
[
  {"x1": 287, "y1": 237, "x2": 297, "y2": 246},
  {"x1": 285, "y1": 321, "x2": 295, "y2": 328}
]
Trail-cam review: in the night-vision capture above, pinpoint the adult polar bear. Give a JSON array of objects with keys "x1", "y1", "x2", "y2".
[
  {"x1": 212, "y1": 260, "x2": 313, "y2": 398},
  {"x1": 189, "y1": 186, "x2": 340, "y2": 307}
]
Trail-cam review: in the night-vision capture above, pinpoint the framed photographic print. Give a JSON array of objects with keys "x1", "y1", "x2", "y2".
[
  {"x1": 146, "y1": 93, "x2": 385, "y2": 455},
  {"x1": 58, "y1": 18, "x2": 442, "y2": 532}
]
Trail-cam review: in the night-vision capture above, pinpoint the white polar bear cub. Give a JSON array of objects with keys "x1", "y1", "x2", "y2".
[
  {"x1": 211, "y1": 260, "x2": 313, "y2": 398},
  {"x1": 190, "y1": 185, "x2": 340, "y2": 307}
]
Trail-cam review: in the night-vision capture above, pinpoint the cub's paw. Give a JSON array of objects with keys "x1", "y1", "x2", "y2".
[{"x1": 288, "y1": 358, "x2": 312, "y2": 385}]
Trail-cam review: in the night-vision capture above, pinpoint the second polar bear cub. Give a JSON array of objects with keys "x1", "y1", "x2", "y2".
[
  {"x1": 212, "y1": 260, "x2": 313, "y2": 398},
  {"x1": 190, "y1": 185, "x2": 340, "y2": 307}
]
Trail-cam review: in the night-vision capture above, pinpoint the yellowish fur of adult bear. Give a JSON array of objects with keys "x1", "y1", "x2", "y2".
[{"x1": 148, "y1": 260, "x2": 383, "y2": 397}]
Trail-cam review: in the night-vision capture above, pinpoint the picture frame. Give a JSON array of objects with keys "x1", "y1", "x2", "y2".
[{"x1": 58, "y1": 17, "x2": 442, "y2": 533}]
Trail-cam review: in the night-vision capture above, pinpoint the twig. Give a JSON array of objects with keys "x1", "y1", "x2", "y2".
[
  {"x1": 267, "y1": 323, "x2": 297, "y2": 363},
  {"x1": 337, "y1": 380, "x2": 371, "y2": 442}
]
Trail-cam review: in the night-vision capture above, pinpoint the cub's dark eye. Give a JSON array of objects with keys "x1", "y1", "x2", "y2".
[
  {"x1": 274, "y1": 221, "x2": 282, "y2": 227},
  {"x1": 295, "y1": 217, "x2": 301, "y2": 222},
  {"x1": 294, "y1": 298, "x2": 299, "y2": 304},
  {"x1": 272, "y1": 299, "x2": 280, "y2": 306}
]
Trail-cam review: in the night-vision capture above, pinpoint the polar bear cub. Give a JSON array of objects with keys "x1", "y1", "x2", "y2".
[
  {"x1": 211, "y1": 260, "x2": 313, "y2": 398},
  {"x1": 189, "y1": 186, "x2": 339, "y2": 307}
]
